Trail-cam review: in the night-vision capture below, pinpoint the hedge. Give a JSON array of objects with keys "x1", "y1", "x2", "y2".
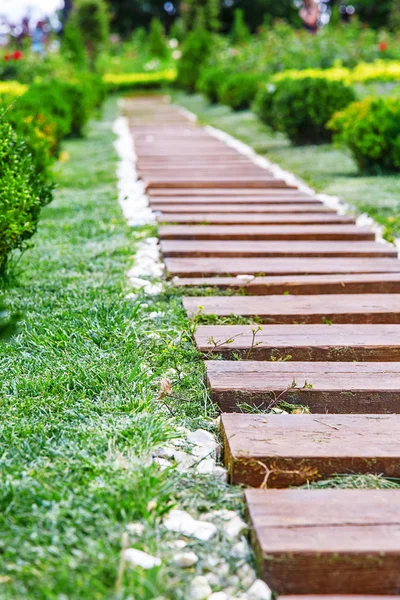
[
  {"x1": 329, "y1": 96, "x2": 400, "y2": 174},
  {"x1": 103, "y1": 69, "x2": 177, "y2": 92}
]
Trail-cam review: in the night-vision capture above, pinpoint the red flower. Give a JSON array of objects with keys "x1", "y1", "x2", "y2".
[
  {"x1": 12, "y1": 50, "x2": 23, "y2": 60},
  {"x1": 379, "y1": 41, "x2": 389, "y2": 51},
  {"x1": 4, "y1": 53, "x2": 11, "y2": 61}
]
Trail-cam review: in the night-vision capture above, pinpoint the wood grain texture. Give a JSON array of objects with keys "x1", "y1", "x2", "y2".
[
  {"x1": 207, "y1": 360, "x2": 400, "y2": 413},
  {"x1": 150, "y1": 195, "x2": 316, "y2": 205},
  {"x1": 154, "y1": 203, "x2": 334, "y2": 214},
  {"x1": 246, "y1": 488, "x2": 400, "y2": 595},
  {"x1": 157, "y1": 213, "x2": 356, "y2": 225},
  {"x1": 194, "y1": 324, "x2": 400, "y2": 361},
  {"x1": 173, "y1": 273, "x2": 400, "y2": 294},
  {"x1": 159, "y1": 225, "x2": 374, "y2": 241},
  {"x1": 160, "y1": 240, "x2": 397, "y2": 258},
  {"x1": 165, "y1": 257, "x2": 400, "y2": 277},
  {"x1": 221, "y1": 413, "x2": 400, "y2": 487},
  {"x1": 183, "y1": 294, "x2": 400, "y2": 324},
  {"x1": 145, "y1": 177, "x2": 292, "y2": 190}
]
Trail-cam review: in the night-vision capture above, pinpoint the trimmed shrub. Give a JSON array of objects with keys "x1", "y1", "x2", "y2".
[
  {"x1": 218, "y1": 72, "x2": 262, "y2": 111},
  {"x1": 15, "y1": 81, "x2": 73, "y2": 146},
  {"x1": 0, "y1": 120, "x2": 53, "y2": 274},
  {"x1": 176, "y1": 28, "x2": 212, "y2": 93},
  {"x1": 252, "y1": 83, "x2": 280, "y2": 131},
  {"x1": 197, "y1": 66, "x2": 229, "y2": 103},
  {"x1": 148, "y1": 18, "x2": 168, "y2": 58},
  {"x1": 258, "y1": 77, "x2": 356, "y2": 144},
  {"x1": 329, "y1": 96, "x2": 400, "y2": 174},
  {"x1": 103, "y1": 69, "x2": 177, "y2": 92},
  {"x1": 231, "y1": 9, "x2": 250, "y2": 44}
]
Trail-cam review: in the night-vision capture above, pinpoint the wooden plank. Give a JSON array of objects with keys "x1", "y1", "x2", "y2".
[
  {"x1": 149, "y1": 188, "x2": 304, "y2": 197},
  {"x1": 183, "y1": 294, "x2": 400, "y2": 324},
  {"x1": 221, "y1": 413, "x2": 400, "y2": 487},
  {"x1": 246, "y1": 488, "x2": 400, "y2": 595},
  {"x1": 157, "y1": 213, "x2": 356, "y2": 225},
  {"x1": 165, "y1": 257, "x2": 400, "y2": 277},
  {"x1": 159, "y1": 225, "x2": 374, "y2": 241},
  {"x1": 150, "y1": 196, "x2": 318, "y2": 205},
  {"x1": 145, "y1": 178, "x2": 294, "y2": 190},
  {"x1": 161, "y1": 240, "x2": 396, "y2": 258},
  {"x1": 207, "y1": 360, "x2": 400, "y2": 413},
  {"x1": 153, "y1": 204, "x2": 332, "y2": 214},
  {"x1": 173, "y1": 273, "x2": 400, "y2": 294},
  {"x1": 278, "y1": 597, "x2": 400, "y2": 600},
  {"x1": 194, "y1": 324, "x2": 400, "y2": 361}
]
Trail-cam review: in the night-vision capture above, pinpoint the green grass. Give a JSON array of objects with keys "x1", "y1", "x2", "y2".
[
  {"x1": 0, "y1": 99, "x2": 244, "y2": 599},
  {"x1": 172, "y1": 92, "x2": 400, "y2": 242}
]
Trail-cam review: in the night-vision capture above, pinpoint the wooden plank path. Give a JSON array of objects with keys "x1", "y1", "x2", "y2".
[
  {"x1": 207, "y1": 360, "x2": 400, "y2": 413},
  {"x1": 125, "y1": 96, "x2": 400, "y2": 596},
  {"x1": 222, "y1": 413, "x2": 400, "y2": 486},
  {"x1": 184, "y1": 294, "x2": 400, "y2": 323}
]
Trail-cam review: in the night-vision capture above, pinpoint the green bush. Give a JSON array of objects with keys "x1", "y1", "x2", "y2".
[
  {"x1": 218, "y1": 72, "x2": 262, "y2": 111},
  {"x1": 0, "y1": 120, "x2": 53, "y2": 274},
  {"x1": 252, "y1": 83, "x2": 280, "y2": 131},
  {"x1": 176, "y1": 28, "x2": 212, "y2": 93},
  {"x1": 16, "y1": 80, "x2": 73, "y2": 145},
  {"x1": 148, "y1": 17, "x2": 167, "y2": 58},
  {"x1": 197, "y1": 66, "x2": 229, "y2": 103},
  {"x1": 259, "y1": 76, "x2": 356, "y2": 144},
  {"x1": 231, "y1": 9, "x2": 250, "y2": 44},
  {"x1": 329, "y1": 96, "x2": 400, "y2": 174}
]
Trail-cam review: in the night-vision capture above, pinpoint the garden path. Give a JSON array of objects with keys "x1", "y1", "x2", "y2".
[{"x1": 125, "y1": 96, "x2": 400, "y2": 597}]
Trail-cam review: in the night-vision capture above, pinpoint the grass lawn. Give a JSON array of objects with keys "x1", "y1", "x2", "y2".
[
  {"x1": 172, "y1": 92, "x2": 400, "y2": 242},
  {"x1": 0, "y1": 98, "x2": 245, "y2": 599}
]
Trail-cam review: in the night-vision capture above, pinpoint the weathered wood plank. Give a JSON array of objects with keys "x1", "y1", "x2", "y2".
[
  {"x1": 149, "y1": 188, "x2": 304, "y2": 196},
  {"x1": 221, "y1": 413, "x2": 400, "y2": 487},
  {"x1": 278, "y1": 597, "x2": 399, "y2": 600},
  {"x1": 150, "y1": 195, "x2": 316, "y2": 205},
  {"x1": 159, "y1": 225, "x2": 374, "y2": 241},
  {"x1": 207, "y1": 360, "x2": 400, "y2": 413},
  {"x1": 161, "y1": 240, "x2": 397, "y2": 258},
  {"x1": 173, "y1": 273, "x2": 400, "y2": 294},
  {"x1": 157, "y1": 213, "x2": 356, "y2": 225},
  {"x1": 183, "y1": 294, "x2": 400, "y2": 324},
  {"x1": 194, "y1": 324, "x2": 400, "y2": 361},
  {"x1": 153, "y1": 204, "x2": 334, "y2": 214},
  {"x1": 165, "y1": 257, "x2": 400, "y2": 277},
  {"x1": 145, "y1": 178, "x2": 294, "y2": 190},
  {"x1": 246, "y1": 488, "x2": 400, "y2": 595}
]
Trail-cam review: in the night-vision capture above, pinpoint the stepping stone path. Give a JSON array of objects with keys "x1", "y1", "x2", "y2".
[{"x1": 125, "y1": 97, "x2": 400, "y2": 596}]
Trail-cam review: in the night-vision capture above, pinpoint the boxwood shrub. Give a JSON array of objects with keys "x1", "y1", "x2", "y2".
[
  {"x1": 329, "y1": 96, "x2": 400, "y2": 174},
  {"x1": 255, "y1": 76, "x2": 356, "y2": 144},
  {"x1": 197, "y1": 66, "x2": 230, "y2": 104},
  {"x1": 218, "y1": 72, "x2": 262, "y2": 111},
  {"x1": 0, "y1": 120, "x2": 53, "y2": 274}
]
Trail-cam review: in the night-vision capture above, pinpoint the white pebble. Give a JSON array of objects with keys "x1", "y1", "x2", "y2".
[
  {"x1": 239, "y1": 563, "x2": 256, "y2": 588},
  {"x1": 153, "y1": 457, "x2": 170, "y2": 470},
  {"x1": 164, "y1": 510, "x2": 217, "y2": 541},
  {"x1": 192, "y1": 443, "x2": 217, "y2": 459},
  {"x1": 213, "y1": 466, "x2": 228, "y2": 481},
  {"x1": 224, "y1": 516, "x2": 248, "y2": 539},
  {"x1": 204, "y1": 572, "x2": 220, "y2": 586},
  {"x1": 196, "y1": 458, "x2": 217, "y2": 474},
  {"x1": 168, "y1": 539, "x2": 187, "y2": 550},
  {"x1": 173, "y1": 551, "x2": 199, "y2": 568},
  {"x1": 123, "y1": 548, "x2": 161, "y2": 569},
  {"x1": 126, "y1": 522, "x2": 145, "y2": 536},
  {"x1": 247, "y1": 579, "x2": 272, "y2": 600},
  {"x1": 189, "y1": 576, "x2": 212, "y2": 600},
  {"x1": 174, "y1": 451, "x2": 196, "y2": 472},
  {"x1": 207, "y1": 593, "x2": 229, "y2": 600},
  {"x1": 187, "y1": 429, "x2": 217, "y2": 447},
  {"x1": 231, "y1": 540, "x2": 249, "y2": 559}
]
